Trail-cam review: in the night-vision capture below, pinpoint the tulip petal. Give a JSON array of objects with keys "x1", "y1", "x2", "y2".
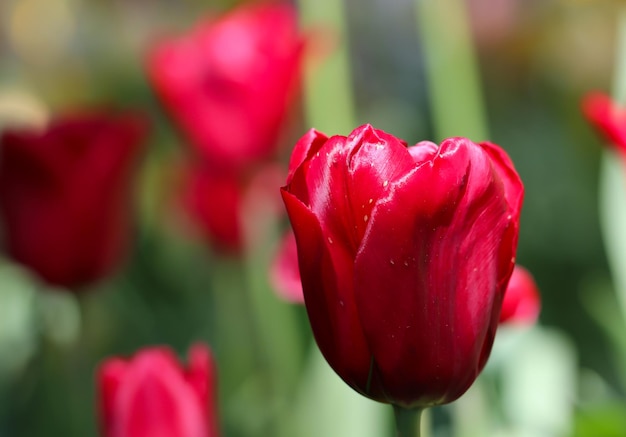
[
  {"x1": 293, "y1": 125, "x2": 417, "y2": 256},
  {"x1": 345, "y1": 125, "x2": 418, "y2": 243},
  {"x1": 407, "y1": 141, "x2": 439, "y2": 163},
  {"x1": 480, "y1": 141, "x2": 524, "y2": 217},
  {"x1": 499, "y1": 265, "x2": 541, "y2": 325},
  {"x1": 582, "y1": 91, "x2": 626, "y2": 156},
  {"x1": 286, "y1": 128, "x2": 328, "y2": 183},
  {"x1": 113, "y1": 348, "x2": 207, "y2": 437},
  {"x1": 354, "y1": 138, "x2": 517, "y2": 407},
  {"x1": 281, "y1": 189, "x2": 385, "y2": 400}
]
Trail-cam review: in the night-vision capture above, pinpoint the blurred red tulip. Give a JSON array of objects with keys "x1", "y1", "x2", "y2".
[
  {"x1": 147, "y1": 3, "x2": 306, "y2": 172},
  {"x1": 270, "y1": 229, "x2": 304, "y2": 303},
  {"x1": 182, "y1": 162, "x2": 285, "y2": 255},
  {"x1": 582, "y1": 91, "x2": 626, "y2": 157},
  {"x1": 98, "y1": 344, "x2": 219, "y2": 437},
  {"x1": 183, "y1": 166, "x2": 243, "y2": 253},
  {"x1": 499, "y1": 265, "x2": 540, "y2": 325},
  {"x1": 0, "y1": 112, "x2": 147, "y2": 289},
  {"x1": 281, "y1": 124, "x2": 524, "y2": 408}
]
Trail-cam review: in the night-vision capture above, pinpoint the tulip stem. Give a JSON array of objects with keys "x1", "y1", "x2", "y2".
[
  {"x1": 297, "y1": 0, "x2": 356, "y2": 134},
  {"x1": 414, "y1": 0, "x2": 488, "y2": 141},
  {"x1": 394, "y1": 406, "x2": 423, "y2": 437}
]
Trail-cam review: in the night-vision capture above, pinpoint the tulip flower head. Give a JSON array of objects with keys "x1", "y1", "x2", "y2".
[
  {"x1": 147, "y1": 2, "x2": 306, "y2": 172},
  {"x1": 281, "y1": 124, "x2": 524, "y2": 408},
  {"x1": 0, "y1": 112, "x2": 147, "y2": 289},
  {"x1": 98, "y1": 344, "x2": 219, "y2": 437}
]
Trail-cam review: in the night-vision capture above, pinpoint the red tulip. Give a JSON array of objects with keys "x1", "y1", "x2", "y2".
[
  {"x1": 0, "y1": 112, "x2": 147, "y2": 289},
  {"x1": 582, "y1": 91, "x2": 626, "y2": 157},
  {"x1": 281, "y1": 124, "x2": 524, "y2": 408},
  {"x1": 98, "y1": 344, "x2": 219, "y2": 437},
  {"x1": 499, "y1": 265, "x2": 540, "y2": 325},
  {"x1": 147, "y1": 3, "x2": 306, "y2": 172}
]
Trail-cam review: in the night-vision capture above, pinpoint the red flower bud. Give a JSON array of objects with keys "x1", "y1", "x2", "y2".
[
  {"x1": 147, "y1": 3, "x2": 306, "y2": 172},
  {"x1": 0, "y1": 112, "x2": 147, "y2": 289},
  {"x1": 499, "y1": 265, "x2": 540, "y2": 325},
  {"x1": 281, "y1": 124, "x2": 524, "y2": 408},
  {"x1": 581, "y1": 91, "x2": 626, "y2": 158},
  {"x1": 98, "y1": 344, "x2": 219, "y2": 437}
]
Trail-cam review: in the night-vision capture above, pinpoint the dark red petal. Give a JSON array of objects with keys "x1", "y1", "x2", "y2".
[
  {"x1": 0, "y1": 112, "x2": 146, "y2": 289},
  {"x1": 281, "y1": 189, "x2": 384, "y2": 400},
  {"x1": 354, "y1": 138, "x2": 516, "y2": 407},
  {"x1": 295, "y1": 125, "x2": 417, "y2": 256},
  {"x1": 479, "y1": 141, "x2": 524, "y2": 216},
  {"x1": 286, "y1": 128, "x2": 328, "y2": 183},
  {"x1": 345, "y1": 125, "x2": 418, "y2": 243}
]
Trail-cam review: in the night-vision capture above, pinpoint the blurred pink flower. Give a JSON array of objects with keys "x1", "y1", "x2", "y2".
[
  {"x1": 98, "y1": 344, "x2": 220, "y2": 437},
  {"x1": 270, "y1": 229, "x2": 303, "y2": 303},
  {"x1": 147, "y1": 2, "x2": 306, "y2": 172},
  {"x1": 499, "y1": 265, "x2": 541, "y2": 325},
  {"x1": 0, "y1": 111, "x2": 147, "y2": 289}
]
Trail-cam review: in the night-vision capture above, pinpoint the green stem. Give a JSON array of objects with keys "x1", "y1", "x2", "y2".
[
  {"x1": 394, "y1": 406, "x2": 423, "y2": 437},
  {"x1": 297, "y1": 0, "x2": 356, "y2": 134},
  {"x1": 413, "y1": 0, "x2": 488, "y2": 141}
]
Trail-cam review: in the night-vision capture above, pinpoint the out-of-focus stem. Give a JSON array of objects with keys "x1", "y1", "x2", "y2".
[
  {"x1": 394, "y1": 406, "x2": 423, "y2": 437},
  {"x1": 413, "y1": 0, "x2": 488, "y2": 141},
  {"x1": 297, "y1": 0, "x2": 356, "y2": 134}
]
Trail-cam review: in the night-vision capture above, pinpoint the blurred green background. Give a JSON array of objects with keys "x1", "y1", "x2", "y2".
[{"x1": 1, "y1": 0, "x2": 625, "y2": 436}]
